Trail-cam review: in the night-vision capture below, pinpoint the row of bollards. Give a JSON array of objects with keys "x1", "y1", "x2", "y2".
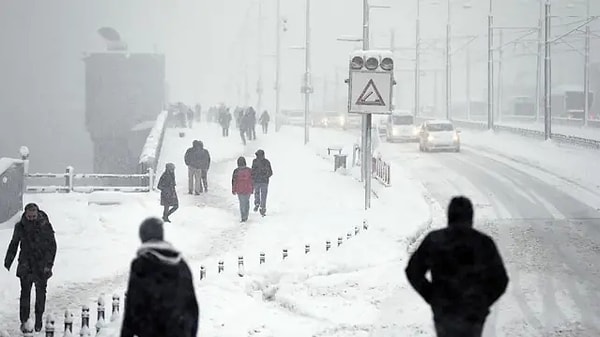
[
  {"x1": 22, "y1": 294, "x2": 123, "y2": 337},
  {"x1": 199, "y1": 220, "x2": 369, "y2": 281}
]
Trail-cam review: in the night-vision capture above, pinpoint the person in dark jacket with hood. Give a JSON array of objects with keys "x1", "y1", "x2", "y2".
[
  {"x1": 239, "y1": 111, "x2": 250, "y2": 145},
  {"x1": 232, "y1": 156, "x2": 254, "y2": 222},
  {"x1": 158, "y1": 163, "x2": 178, "y2": 223},
  {"x1": 219, "y1": 109, "x2": 232, "y2": 137},
  {"x1": 251, "y1": 149, "x2": 273, "y2": 216},
  {"x1": 247, "y1": 106, "x2": 257, "y2": 140},
  {"x1": 184, "y1": 141, "x2": 202, "y2": 195},
  {"x1": 4, "y1": 203, "x2": 57, "y2": 333},
  {"x1": 405, "y1": 196, "x2": 509, "y2": 337},
  {"x1": 121, "y1": 217, "x2": 199, "y2": 337}
]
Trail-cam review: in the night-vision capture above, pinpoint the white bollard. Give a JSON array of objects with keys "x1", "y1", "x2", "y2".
[
  {"x1": 363, "y1": 219, "x2": 369, "y2": 230},
  {"x1": 81, "y1": 305, "x2": 90, "y2": 329},
  {"x1": 337, "y1": 237, "x2": 343, "y2": 247},
  {"x1": 96, "y1": 296, "x2": 106, "y2": 333},
  {"x1": 200, "y1": 266, "x2": 206, "y2": 280},
  {"x1": 110, "y1": 294, "x2": 120, "y2": 322},
  {"x1": 347, "y1": 232, "x2": 352, "y2": 240},
  {"x1": 282, "y1": 249, "x2": 288, "y2": 260},
  {"x1": 305, "y1": 244, "x2": 310, "y2": 254},
  {"x1": 355, "y1": 226, "x2": 360, "y2": 235},
  {"x1": 63, "y1": 310, "x2": 74, "y2": 337},
  {"x1": 45, "y1": 314, "x2": 56, "y2": 337},
  {"x1": 218, "y1": 261, "x2": 224, "y2": 273},
  {"x1": 326, "y1": 240, "x2": 331, "y2": 251},
  {"x1": 259, "y1": 252, "x2": 265, "y2": 264},
  {"x1": 237, "y1": 256, "x2": 245, "y2": 277},
  {"x1": 22, "y1": 318, "x2": 34, "y2": 337}
]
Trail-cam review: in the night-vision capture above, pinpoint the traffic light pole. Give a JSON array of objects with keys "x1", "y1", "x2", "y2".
[{"x1": 362, "y1": 0, "x2": 372, "y2": 210}]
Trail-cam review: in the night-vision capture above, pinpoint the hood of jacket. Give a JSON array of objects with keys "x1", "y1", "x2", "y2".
[
  {"x1": 237, "y1": 157, "x2": 247, "y2": 167},
  {"x1": 136, "y1": 240, "x2": 182, "y2": 266},
  {"x1": 255, "y1": 149, "x2": 265, "y2": 159},
  {"x1": 20, "y1": 210, "x2": 49, "y2": 226}
]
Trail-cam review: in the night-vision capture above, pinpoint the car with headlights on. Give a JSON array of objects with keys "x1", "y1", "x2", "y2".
[
  {"x1": 418, "y1": 120, "x2": 460, "y2": 152},
  {"x1": 385, "y1": 112, "x2": 418, "y2": 142}
]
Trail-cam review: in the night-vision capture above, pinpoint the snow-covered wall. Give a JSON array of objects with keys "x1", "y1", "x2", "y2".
[
  {"x1": 138, "y1": 110, "x2": 168, "y2": 174},
  {"x1": 0, "y1": 158, "x2": 24, "y2": 224}
]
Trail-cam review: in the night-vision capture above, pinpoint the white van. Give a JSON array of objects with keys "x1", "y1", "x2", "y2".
[{"x1": 385, "y1": 112, "x2": 418, "y2": 142}]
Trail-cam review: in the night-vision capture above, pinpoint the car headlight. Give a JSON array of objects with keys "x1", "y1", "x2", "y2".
[
  {"x1": 413, "y1": 127, "x2": 419, "y2": 135},
  {"x1": 453, "y1": 132, "x2": 459, "y2": 142},
  {"x1": 427, "y1": 134, "x2": 434, "y2": 142}
]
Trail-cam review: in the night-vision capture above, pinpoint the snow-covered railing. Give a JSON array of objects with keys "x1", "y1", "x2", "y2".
[
  {"x1": 416, "y1": 116, "x2": 600, "y2": 149},
  {"x1": 138, "y1": 110, "x2": 168, "y2": 176},
  {"x1": 25, "y1": 166, "x2": 155, "y2": 193},
  {"x1": 16, "y1": 293, "x2": 124, "y2": 337},
  {"x1": 371, "y1": 156, "x2": 391, "y2": 187},
  {"x1": 198, "y1": 220, "x2": 370, "y2": 280}
]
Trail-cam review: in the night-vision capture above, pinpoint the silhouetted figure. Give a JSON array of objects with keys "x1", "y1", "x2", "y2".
[
  {"x1": 259, "y1": 110, "x2": 270, "y2": 134},
  {"x1": 405, "y1": 196, "x2": 509, "y2": 337},
  {"x1": 121, "y1": 217, "x2": 199, "y2": 337},
  {"x1": 4, "y1": 203, "x2": 57, "y2": 332},
  {"x1": 232, "y1": 156, "x2": 254, "y2": 222},
  {"x1": 157, "y1": 163, "x2": 178, "y2": 223},
  {"x1": 251, "y1": 149, "x2": 273, "y2": 216}
]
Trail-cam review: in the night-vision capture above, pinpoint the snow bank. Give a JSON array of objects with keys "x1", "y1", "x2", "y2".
[{"x1": 138, "y1": 111, "x2": 168, "y2": 167}]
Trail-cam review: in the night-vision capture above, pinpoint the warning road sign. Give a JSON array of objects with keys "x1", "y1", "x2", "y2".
[
  {"x1": 348, "y1": 71, "x2": 393, "y2": 114},
  {"x1": 356, "y1": 79, "x2": 385, "y2": 106}
]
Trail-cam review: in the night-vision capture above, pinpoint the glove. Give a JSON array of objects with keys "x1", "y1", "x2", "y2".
[{"x1": 43, "y1": 267, "x2": 53, "y2": 279}]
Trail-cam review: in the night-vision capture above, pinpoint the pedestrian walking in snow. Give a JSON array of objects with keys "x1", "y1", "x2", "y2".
[
  {"x1": 251, "y1": 149, "x2": 273, "y2": 216},
  {"x1": 158, "y1": 163, "x2": 178, "y2": 223},
  {"x1": 239, "y1": 111, "x2": 250, "y2": 146},
  {"x1": 232, "y1": 156, "x2": 254, "y2": 222},
  {"x1": 184, "y1": 141, "x2": 203, "y2": 195},
  {"x1": 247, "y1": 106, "x2": 257, "y2": 140},
  {"x1": 259, "y1": 110, "x2": 270, "y2": 134},
  {"x1": 121, "y1": 217, "x2": 199, "y2": 337},
  {"x1": 405, "y1": 196, "x2": 509, "y2": 337},
  {"x1": 219, "y1": 109, "x2": 232, "y2": 137},
  {"x1": 4, "y1": 203, "x2": 57, "y2": 333},
  {"x1": 195, "y1": 141, "x2": 211, "y2": 192}
]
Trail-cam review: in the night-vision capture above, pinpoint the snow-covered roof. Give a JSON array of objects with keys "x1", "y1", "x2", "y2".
[{"x1": 0, "y1": 157, "x2": 22, "y2": 175}]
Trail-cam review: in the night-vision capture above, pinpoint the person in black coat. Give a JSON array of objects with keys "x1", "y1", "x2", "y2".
[
  {"x1": 259, "y1": 110, "x2": 270, "y2": 134},
  {"x1": 195, "y1": 141, "x2": 211, "y2": 192},
  {"x1": 251, "y1": 149, "x2": 273, "y2": 216},
  {"x1": 184, "y1": 141, "x2": 203, "y2": 195},
  {"x1": 405, "y1": 196, "x2": 509, "y2": 337},
  {"x1": 247, "y1": 106, "x2": 257, "y2": 140},
  {"x1": 158, "y1": 163, "x2": 178, "y2": 223},
  {"x1": 4, "y1": 203, "x2": 57, "y2": 332},
  {"x1": 121, "y1": 217, "x2": 199, "y2": 337}
]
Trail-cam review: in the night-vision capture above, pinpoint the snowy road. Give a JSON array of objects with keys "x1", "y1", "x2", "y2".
[{"x1": 378, "y1": 140, "x2": 600, "y2": 336}]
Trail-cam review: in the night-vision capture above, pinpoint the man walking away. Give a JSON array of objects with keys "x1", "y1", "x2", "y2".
[
  {"x1": 251, "y1": 149, "x2": 273, "y2": 216},
  {"x1": 197, "y1": 141, "x2": 211, "y2": 193},
  {"x1": 239, "y1": 111, "x2": 250, "y2": 146},
  {"x1": 184, "y1": 141, "x2": 202, "y2": 195},
  {"x1": 121, "y1": 217, "x2": 199, "y2": 337},
  {"x1": 220, "y1": 109, "x2": 232, "y2": 137},
  {"x1": 4, "y1": 203, "x2": 57, "y2": 333},
  {"x1": 405, "y1": 196, "x2": 509, "y2": 337},
  {"x1": 232, "y1": 156, "x2": 254, "y2": 222},
  {"x1": 157, "y1": 163, "x2": 178, "y2": 223},
  {"x1": 259, "y1": 110, "x2": 270, "y2": 134}
]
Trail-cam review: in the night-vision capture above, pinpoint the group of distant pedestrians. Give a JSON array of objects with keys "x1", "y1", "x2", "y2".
[{"x1": 214, "y1": 105, "x2": 270, "y2": 145}]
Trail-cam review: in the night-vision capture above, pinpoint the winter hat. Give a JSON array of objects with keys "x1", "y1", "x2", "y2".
[
  {"x1": 237, "y1": 156, "x2": 247, "y2": 167},
  {"x1": 192, "y1": 140, "x2": 199, "y2": 147},
  {"x1": 447, "y1": 196, "x2": 473, "y2": 227},
  {"x1": 139, "y1": 217, "x2": 164, "y2": 243},
  {"x1": 255, "y1": 149, "x2": 265, "y2": 158},
  {"x1": 165, "y1": 163, "x2": 175, "y2": 171}
]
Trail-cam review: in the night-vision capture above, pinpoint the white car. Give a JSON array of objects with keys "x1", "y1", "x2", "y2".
[
  {"x1": 418, "y1": 120, "x2": 461, "y2": 152},
  {"x1": 386, "y1": 114, "x2": 419, "y2": 142}
]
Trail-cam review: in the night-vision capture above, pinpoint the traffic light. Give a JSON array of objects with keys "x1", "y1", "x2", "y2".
[{"x1": 348, "y1": 50, "x2": 394, "y2": 73}]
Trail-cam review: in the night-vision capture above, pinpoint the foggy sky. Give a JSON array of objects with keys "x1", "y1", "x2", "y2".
[{"x1": 0, "y1": 0, "x2": 598, "y2": 172}]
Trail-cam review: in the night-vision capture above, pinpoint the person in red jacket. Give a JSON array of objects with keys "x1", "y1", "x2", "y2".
[{"x1": 232, "y1": 156, "x2": 254, "y2": 222}]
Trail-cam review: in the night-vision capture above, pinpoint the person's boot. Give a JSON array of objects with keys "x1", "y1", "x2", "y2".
[
  {"x1": 260, "y1": 208, "x2": 266, "y2": 216},
  {"x1": 34, "y1": 314, "x2": 42, "y2": 332},
  {"x1": 253, "y1": 205, "x2": 259, "y2": 212}
]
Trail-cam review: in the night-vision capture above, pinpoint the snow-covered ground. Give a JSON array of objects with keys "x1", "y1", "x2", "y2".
[
  {"x1": 0, "y1": 123, "x2": 433, "y2": 336},
  {"x1": 497, "y1": 120, "x2": 600, "y2": 142}
]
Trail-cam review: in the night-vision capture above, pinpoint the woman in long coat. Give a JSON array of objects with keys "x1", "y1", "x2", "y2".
[{"x1": 158, "y1": 163, "x2": 179, "y2": 222}]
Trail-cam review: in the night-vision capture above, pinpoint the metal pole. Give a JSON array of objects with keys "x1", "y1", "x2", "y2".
[
  {"x1": 535, "y1": 0, "x2": 543, "y2": 123},
  {"x1": 363, "y1": 0, "x2": 372, "y2": 209},
  {"x1": 584, "y1": 0, "x2": 590, "y2": 126},
  {"x1": 257, "y1": 0, "x2": 263, "y2": 114},
  {"x1": 445, "y1": 0, "x2": 451, "y2": 120},
  {"x1": 466, "y1": 45, "x2": 471, "y2": 120},
  {"x1": 415, "y1": 0, "x2": 421, "y2": 118},
  {"x1": 544, "y1": 0, "x2": 552, "y2": 140},
  {"x1": 304, "y1": 0, "x2": 311, "y2": 145},
  {"x1": 275, "y1": 0, "x2": 282, "y2": 131},
  {"x1": 497, "y1": 30, "x2": 504, "y2": 122},
  {"x1": 487, "y1": 0, "x2": 494, "y2": 130}
]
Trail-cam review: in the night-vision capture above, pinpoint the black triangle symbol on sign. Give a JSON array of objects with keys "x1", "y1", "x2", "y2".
[{"x1": 356, "y1": 79, "x2": 385, "y2": 106}]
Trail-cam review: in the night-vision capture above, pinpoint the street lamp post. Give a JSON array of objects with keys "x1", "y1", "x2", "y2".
[
  {"x1": 487, "y1": 0, "x2": 494, "y2": 130},
  {"x1": 445, "y1": 0, "x2": 452, "y2": 120},
  {"x1": 275, "y1": 0, "x2": 282, "y2": 132},
  {"x1": 304, "y1": 0, "x2": 311, "y2": 145},
  {"x1": 584, "y1": 0, "x2": 591, "y2": 126},
  {"x1": 415, "y1": 0, "x2": 421, "y2": 118},
  {"x1": 544, "y1": 0, "x2": 552, "y2": 140}
]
